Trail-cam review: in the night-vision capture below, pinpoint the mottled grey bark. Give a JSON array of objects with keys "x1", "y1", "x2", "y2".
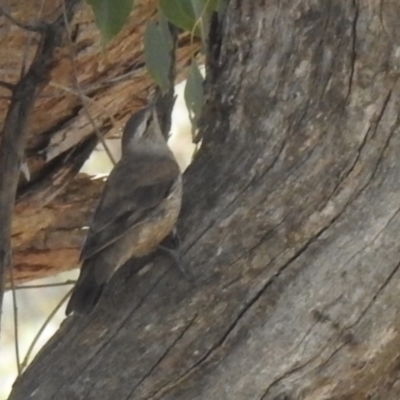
[{"x1": 9, "y1": 1, "x2": 400, "y2": 399}]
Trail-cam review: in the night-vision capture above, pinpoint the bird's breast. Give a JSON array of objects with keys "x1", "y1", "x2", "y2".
[{"x1": 122, "y1": 174, "x2": 182, "y2": 261}]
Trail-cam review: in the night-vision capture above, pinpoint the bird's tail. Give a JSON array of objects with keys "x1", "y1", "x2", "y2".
[{"x1": 66, "y1": 261, "x2": 106, "y2": 315}]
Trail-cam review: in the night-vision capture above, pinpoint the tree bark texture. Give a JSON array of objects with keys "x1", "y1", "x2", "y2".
[
  {"x1": 9, "y1": 0, "x2": 400, "y2": 399},
  {"x1": 0, "y1": 0, "x2": 199, "y2": 285}
]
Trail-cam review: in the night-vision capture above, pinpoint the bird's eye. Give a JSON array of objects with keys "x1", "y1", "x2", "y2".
[
  {"x1": 141, "y1": 112, "x2": 154, "y2": 137},
  {"x1": 146, "y1": 113, "x2": 153, "y2": 128}
]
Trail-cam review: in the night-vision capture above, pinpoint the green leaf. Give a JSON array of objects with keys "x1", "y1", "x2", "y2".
[
  {"x1": 87, "y1": 0, "x2": 134, "y2": 42},
  {"x1": 190, "y1": 0, "x2": 206, "y2": 42},
  {"x1": 158, "y1": 0, "x2": 196, "y2": 33},
  {"x1": 184, "y1": 60, "x2": 204, "y2": 129},
  {"x1": 144, "y1": 21, "x2": 173, "y2": 94},
  {"x1": 158, "y1": 14, "x2": 173, "y2": 51},
  {"x1": 158, "y1": 0, "x2": 218, "y2": 37}
]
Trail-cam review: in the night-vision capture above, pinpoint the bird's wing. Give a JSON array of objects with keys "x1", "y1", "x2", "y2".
[{"x1": 79, "y1": 156, "x2": 180, "y2": 261}]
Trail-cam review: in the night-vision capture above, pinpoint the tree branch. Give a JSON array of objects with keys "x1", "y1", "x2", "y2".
[
  {"x1": 0, "y1": 4, "x2": 46, "y2": 33},
  {"x1": 0, "y1": 0, "x2": 81, "y2": 330},
  {"x1": 0, "y1": 80, "x2": 14, "y2": 91}
]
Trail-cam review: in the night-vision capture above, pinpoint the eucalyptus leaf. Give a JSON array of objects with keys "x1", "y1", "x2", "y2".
[
  {"x1": 159, "y1": 15, "x2": 173, "y2": 51},
  {"x1": 158, "y1": 0, "x2": 196, "y2": 33},
  {"x1": 184, "y1": 61, "x2": 204, "y2": 130},
  {"x1": 190, "y1": 0, "x2": 206, "y2": 42},
  {"x1": 158, "y1": 0, "x2": 218, "y2": 37},
  {"x1": 144, "y1": 21, "x2": 173, "y2": 94},
  {"x1": 87, "y1": 0, "x2": 134, "y2": 42}
]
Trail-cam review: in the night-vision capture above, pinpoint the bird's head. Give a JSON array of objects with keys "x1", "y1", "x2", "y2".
[{"x1": 121, "y1": 105, "x2": 165, "y2": 154}]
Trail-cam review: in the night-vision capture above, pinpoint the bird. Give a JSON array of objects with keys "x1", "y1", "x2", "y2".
[{"x1": 65, "y1": 105, "x2": 182, "y2": 315}]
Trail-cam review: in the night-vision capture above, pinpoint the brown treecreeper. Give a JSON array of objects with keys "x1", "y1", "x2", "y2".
[{"x1": 66, "y1": 105, "x2": 182, "y2": 315}]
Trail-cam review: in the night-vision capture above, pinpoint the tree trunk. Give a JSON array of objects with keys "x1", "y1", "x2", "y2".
[{"x1": 9, "y1": 0, "x2": 400, "y2": 399}]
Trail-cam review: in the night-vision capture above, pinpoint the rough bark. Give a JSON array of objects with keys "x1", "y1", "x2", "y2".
[
  {"x1": 9, "y1": 0, "x2": 400, "y2": 399},
  {"x1": 0, "y1": 0, "x2": 82, "y2": 328},
  {"x1": 0, "y1": 0, "x2": 199, "y2": 285}
]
